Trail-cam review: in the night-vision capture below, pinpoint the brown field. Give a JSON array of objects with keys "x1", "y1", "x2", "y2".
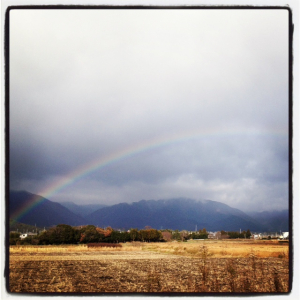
[{"x1": 9, "y1": 240, "x2": 290, "y2": 293}]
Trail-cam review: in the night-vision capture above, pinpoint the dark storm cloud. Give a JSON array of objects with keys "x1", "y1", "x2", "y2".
[
  {"x1": 84, "y1": 134, "x2": 288, "y2": 185},
  {"x1": 9, "y1": 9, "x2": 289, "y2": 211}
]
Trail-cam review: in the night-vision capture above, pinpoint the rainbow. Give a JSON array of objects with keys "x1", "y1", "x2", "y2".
[{"x1": 10, "y1": 128, "x2": 287, "y2": 224}]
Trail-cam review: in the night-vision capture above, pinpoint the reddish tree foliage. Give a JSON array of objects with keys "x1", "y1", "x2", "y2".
[
  {"x1": 96, "y1": 227, "x2": 112, "y2": 237},
  {"x1": 80, "y1": 233, "x2": 86, "y2": 243},
  {"x1": 161, "y1": 231, "x2": 172, "y2": 242}
]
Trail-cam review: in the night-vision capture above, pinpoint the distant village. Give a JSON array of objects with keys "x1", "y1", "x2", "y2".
[
  {"x1": 19, "y1": 230, "x2": 288, "y2": 240},
  {"x1": 11, "y1": 225, "x2": 289, "y2": 244}
]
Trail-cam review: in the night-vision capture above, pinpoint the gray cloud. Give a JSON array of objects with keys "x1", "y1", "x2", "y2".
[{"x1": 9, "y1": 9, "x2": 289, "y2": 212}]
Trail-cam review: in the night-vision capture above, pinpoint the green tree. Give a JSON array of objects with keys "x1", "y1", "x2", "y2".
[
  {"x1": 138, "y1": 229, "x2": 162, "y2": 242},
  {"x1": 188, "y1": 231, "x2": 208, "y2": 240},
  {"x1": 55, "y1": 224, "x2": 78, "y2": 244},
  {"x1": 80, "y1": 225, "x2": 103, "y2": 243},
  {"x1": 9, "y1": 232, "x2": 20, "y2": 239},
  {"x1": 38, "y1": 224, "x2": 79, "y2": 244},
  {"x1": 9, "y1": 232, "x2": 20, "y2": 245},
  {"x1": 129, "y1": 228, "x2": 139, "y2": 241},
  {"x1": 105, "y1": 230, "x2": 131, "y2": 243},
  {"x1": 172, "y1": 230, "x2": 181, "y2": 241},
  {"x1": 246, "y1": 229, "x2": 251, "y2": 239},
  {"x1": 138, "y1": 230, "x2": 148, "y2": 242},
  {"x1": 148, "y1": 229, "x2": 162, "y2": 242},
  {"x1": 20, "y1": 236, "x2": 39, "y2": 245},
  {"x1": 108, "y1": 230, "x2": 121, "y2": 243}
]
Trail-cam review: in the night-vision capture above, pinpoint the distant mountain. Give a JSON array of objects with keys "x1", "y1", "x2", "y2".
[
  {"x1": 9, "y1": 191, "x2": 288, "y2": 232},
  {"x1": 59, "y1": 201, "x2": 107, "y2": 217},
  {"x1": 87, "y1": 198, "x2": 266, "y2": 231},
  {"x1": 247, "y1": 210, "x2": 289, "y2": 232},
  {"x1": 9, "y1": 190, "x2": 87, "y2": 228}
]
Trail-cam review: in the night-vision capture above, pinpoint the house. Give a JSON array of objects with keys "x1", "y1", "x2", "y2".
[
  {"x1": 208, "y1": 233, "x2": 215, "y2": 239},
  {"x1": 214, "y1": 231, "x2": 229, "y2": 239},
  {"x1": 252, "y1": 234, "x2": 262, "y2": 239},
  {"x1": 20, "y1": 232, "x2": 37, "y2": 239},
  {"x1": 279, "y1": 232, "x2": 289, "y2": 240}
]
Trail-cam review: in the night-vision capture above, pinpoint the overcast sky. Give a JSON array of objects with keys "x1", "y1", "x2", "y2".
[{"x1": 9, "y1": 8, "x2": 289, "y2": 212}]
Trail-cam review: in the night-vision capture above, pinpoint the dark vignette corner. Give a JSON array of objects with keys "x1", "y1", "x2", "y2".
[{"x1": 4, "y1": 5, "x2": 10, "y2": 294}]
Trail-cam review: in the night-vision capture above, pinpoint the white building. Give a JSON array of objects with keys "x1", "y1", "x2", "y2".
[
  {"x1": 20, "y1": 232, "x2": 37, "y2": 239},
  {"x1": 253, "y1": 234, "x2": 262, "y2": 239},
  {"x1": 279, "y1": 232, "x2": 289, "y2": 239}
]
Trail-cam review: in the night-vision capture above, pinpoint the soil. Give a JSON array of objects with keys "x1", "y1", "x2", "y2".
[{"x1": 9, "y1": 250, "x2": 289, "y2": 293}]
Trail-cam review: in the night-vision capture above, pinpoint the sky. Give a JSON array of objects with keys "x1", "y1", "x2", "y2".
[{"x1": 9, "y1": 8, "x2": 290, "y2": 212}]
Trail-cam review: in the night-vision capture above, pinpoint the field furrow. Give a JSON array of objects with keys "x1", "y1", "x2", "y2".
[{"x1": 9, "y1": 241, "x2": 290, "y2": 293}]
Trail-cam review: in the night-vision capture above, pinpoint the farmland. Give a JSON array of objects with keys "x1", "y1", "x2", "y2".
[{"x1": 9, "y1": 240, "x2": 290, "y2": 293}]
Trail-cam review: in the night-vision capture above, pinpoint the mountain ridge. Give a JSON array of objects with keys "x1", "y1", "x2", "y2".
[
  {"x1": 9, "y1": 190, "x2": 87, "y2": 227},
  {"x1": 87, "y1": 197, "x2": 266, "y2": 231},
  {"x1": 58, "y1": 201, "x2": 107, "y2": 218},
  {"x1": 246, "y1": 210, "x2": 289, "y2": 232},
  {"x1": 9, "y1": 190, "x2": 288, "y2": 232}
]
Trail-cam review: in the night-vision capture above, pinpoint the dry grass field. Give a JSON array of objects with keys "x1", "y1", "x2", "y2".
[{"x1": 9, "y1": 240, "x2": 290, "y2": 293}]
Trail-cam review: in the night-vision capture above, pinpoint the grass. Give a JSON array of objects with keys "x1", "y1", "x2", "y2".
[
  {"x1": 10, "y1": 239, "x2": 289, "y2": 259},
  {"x1": 10, "y1": 243, "x2": 143, "y2": 253},
  {"x1": 10, "y1": 244, "x2": 88, "y2": 253},
  {"x1": 9, "y1": 240, "x2": 290, "y2": 293},
  {"x1": 140, "y1": 239, "x2": 289, "y2": 259}
]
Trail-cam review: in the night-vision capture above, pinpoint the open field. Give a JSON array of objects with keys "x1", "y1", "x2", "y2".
[
  {"x1": 9, "y1": 240, "x2": 290, "y2": 293},
  {"x1": 140, "y1": 239, "x2": 289, "y2": 258}
]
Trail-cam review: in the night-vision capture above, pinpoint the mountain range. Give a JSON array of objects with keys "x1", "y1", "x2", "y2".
[
  {"x1": 9, "y1": 190, "x2": 87, "y2": 228},
  {"x1": 247, "y1": 210, "x2": 289, "y2": 232},
  {"x1": 8, "y1": 190, "x2": 289, "y2": 232},
  {"x1": 87, "y1": 198, "x2": 265, "y2": 231},
  {"x1": 59, "y1": 201, "x2": 107, "y2": 218}
]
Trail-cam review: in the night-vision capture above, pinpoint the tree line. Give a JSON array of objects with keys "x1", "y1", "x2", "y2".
[
  {"x1": 221, "y1": 230, "x2": 252, "y2": 239},
  {"x1": 9, "y1": 224, "x2": 252, "y2": 245},
  {"x1": 9, "y1": 225, "x2": 164, "y2": 245}
]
